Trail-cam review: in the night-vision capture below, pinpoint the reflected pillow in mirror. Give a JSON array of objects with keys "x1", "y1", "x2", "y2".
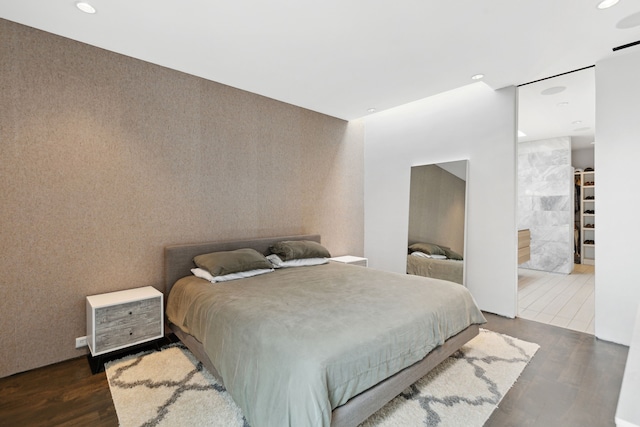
[
  {"x1": 442, "y1": 247, "x2": 463, "y2": 260},
  {"x1": 408, "y1": 242, "x2": 446, "y2": 256},
  {"x1": 410, "y1": 251, "x2": 447, "y2": 260}
]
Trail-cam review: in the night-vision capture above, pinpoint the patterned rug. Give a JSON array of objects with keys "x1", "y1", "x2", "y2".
[{"x1": 105, "y1": 329, "x2": 538, "y2": 427}]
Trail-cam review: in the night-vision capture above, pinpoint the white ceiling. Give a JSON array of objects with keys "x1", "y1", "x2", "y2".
[
  {"x1": 518, "y1": 67, "x2": 596, "y2": 150},
  {"x1": 1, "y1": 0, "x2": 640, "y2": 123}
]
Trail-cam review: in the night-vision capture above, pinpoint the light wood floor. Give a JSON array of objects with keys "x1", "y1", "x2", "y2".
[{"x1": 518, "y1": 264, "x2": 595, "y2": 334}]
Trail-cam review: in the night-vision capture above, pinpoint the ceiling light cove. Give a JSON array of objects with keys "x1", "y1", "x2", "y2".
[
  {"x1": 471, "y1": 74, "x2": 484, "y2": 80},
  {"x1": 367, "y1": 108, "x2": 376, "y2": 113},
  {"x1": 597, "y1": 0, "x2": 619, "y2": 10},
  {"x1": 76, "y1": 2, "x2": 96, "y2": 14}
]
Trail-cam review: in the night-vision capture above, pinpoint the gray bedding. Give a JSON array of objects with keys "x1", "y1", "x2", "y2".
[
  {"x1": 166, "y1": 262, "x2": 485, "y2": 427},
  {"x1": 407, "y1": 255, "x2": 464, "y2": 285}
]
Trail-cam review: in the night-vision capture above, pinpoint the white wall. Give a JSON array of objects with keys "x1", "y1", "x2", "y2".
[
  {"x1": 572, "y1": 147, "x2": 595, "y2": 170},
  {"x1": 595, "y1": 49, "x2": 640, "y2": 345},
  {"x1": 364, "y1": 83, "x2": 518, "y2": 317}
]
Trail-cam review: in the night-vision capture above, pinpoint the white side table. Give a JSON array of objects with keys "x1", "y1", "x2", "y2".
[
  {"x1": 330, "y1": 255, "x2": 368, "y2": 267},
  {"x1": 86, "y1": 286, "x2": 164, "y2": 357}
]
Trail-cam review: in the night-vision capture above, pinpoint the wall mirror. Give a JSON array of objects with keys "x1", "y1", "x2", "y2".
[{"x1": 407, "y1": 160, "x2": 468, "y2": 286}]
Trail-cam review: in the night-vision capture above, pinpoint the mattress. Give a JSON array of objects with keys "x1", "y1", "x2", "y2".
[{"x1": 166, "y1": 262, "x2": 485, "y2": 427}]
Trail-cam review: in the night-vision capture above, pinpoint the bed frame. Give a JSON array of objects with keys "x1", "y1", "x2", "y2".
[{"x1": 164, "y1": 234, "x2": 479, "y2": 427}]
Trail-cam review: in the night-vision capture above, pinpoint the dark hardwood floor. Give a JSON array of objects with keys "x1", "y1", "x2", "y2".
[
  {"x1": 0, "y1": 313, "x2": 628, "y2": 426},
  {"x1": 0, "y1": 355, "x2": 118, "y2": 426},
  {"x1": 483, "y1": 313, "x2": 628, "y2": 427}
]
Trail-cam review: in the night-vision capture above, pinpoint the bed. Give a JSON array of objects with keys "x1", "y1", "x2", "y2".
[
  {"x1": 406, "y1": 241, "x2": 464, "y2": 285},
  {"x1": 164, "y1": 234, "x2": 485, "y2": 427}
]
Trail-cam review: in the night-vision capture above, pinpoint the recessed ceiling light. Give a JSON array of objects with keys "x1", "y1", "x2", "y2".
[
  {"x1": 556, "y1": 102, "x2": 569, "y2": 107},
  {"x1": 597, "y1": 0, "x2": 619, "y2": 9},
  {"x1": 616, "y1": 12, "x2": 640, "y2": 29},
  {"x1": 367, "y1": 108, "x2": 376, "y2": 113},
  {"x1": 471, "y1": 74, "x2": 484, "y2": 80},
  {"x1": 541, "y1": 86, "x2": 567, "y2": 95},
  {"x1": 76, "y1": 2, "x2": 96, "y2": 14},
  {"x1": 518, "y1": 130, "x2": 527, "y2": 137},
  {"x1": 572, "y1": 120, "x2": 582, "y2": 125}
]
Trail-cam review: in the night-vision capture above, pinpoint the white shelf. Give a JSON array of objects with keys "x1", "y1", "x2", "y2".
[{"x1": 577, "y1": 169, "x2": 595, "y2": 265}]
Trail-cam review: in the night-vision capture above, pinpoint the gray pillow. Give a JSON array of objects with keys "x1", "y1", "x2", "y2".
[
  {"x1": 442, "y1": 247, "x2": 463, "y2": 260},
  {"x1": 194, "y1": 248, "x2": 272, "y2": 276},
  {"x1": 269, "y1": 240, "x2": 331, "y2": 261},
  {"x1": 408, "y1": 242, "x2": 446, "y2": 256}
]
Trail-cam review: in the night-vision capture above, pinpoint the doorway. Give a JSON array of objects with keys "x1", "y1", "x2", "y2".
[{"x1": 516, "y1": 67, "x2": 596, "y2": 333}]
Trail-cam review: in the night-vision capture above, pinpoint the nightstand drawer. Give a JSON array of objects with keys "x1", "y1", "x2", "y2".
[
  {"x1": 95, "y1": 297, "x2": 159, "y2": 329},
  {"x1": 87, "y1": 286, "x2": 163, "y2": 356},
  {"x1": 94, "y1": 298, "x2": 162, "y2": 352}
]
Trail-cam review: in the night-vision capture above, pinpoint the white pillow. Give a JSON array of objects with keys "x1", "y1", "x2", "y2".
[
  {"x1": 191, "y1": 267, "x2": 216, "y2": 282},
  {"x1": 266, "y1": 254, "x2": 328, "y2": 268},
  {"x1": 410, "y1": 252, "x2": 447, "y2": 260},
  {"x1": 191, "y1": 267, "x2": 274, "y2": 283}
]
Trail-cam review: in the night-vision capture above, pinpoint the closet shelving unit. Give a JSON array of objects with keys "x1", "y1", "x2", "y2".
[{"x1": 580, "y1": 170, "x2": 595, "y2": 265}]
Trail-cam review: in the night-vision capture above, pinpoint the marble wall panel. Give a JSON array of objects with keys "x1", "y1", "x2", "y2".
[{"x1": 518, "y1": 137, "x2": 573, "y2": 274}]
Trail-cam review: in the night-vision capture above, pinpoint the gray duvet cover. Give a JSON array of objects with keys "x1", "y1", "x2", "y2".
[
  {"x1": 406, "y1": 255, "x2": 464, "y2": 285},
  {"x1": 166, "y1": 262, "x2": 485, "y2": 427}
]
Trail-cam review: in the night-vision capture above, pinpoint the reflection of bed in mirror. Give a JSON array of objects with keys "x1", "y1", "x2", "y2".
[
  {"x1": 406, "y1": 241, "x2": 464, "y2": 284},
  {"x1": 407, "y1": 160, "x2": 467, "y2": 285},
  {"x1": 407, "y1": 252, "x2": 463, "y2": 284}
]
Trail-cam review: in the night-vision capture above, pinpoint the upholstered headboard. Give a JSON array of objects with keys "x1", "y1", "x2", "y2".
[{"x1": 163, "y1": 234, "x2": 321, "y2": 294}]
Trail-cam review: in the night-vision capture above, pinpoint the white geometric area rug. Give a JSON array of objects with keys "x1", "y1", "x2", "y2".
[{"x1": 105, "y1": 329, "x2": 539, "y2": 427}]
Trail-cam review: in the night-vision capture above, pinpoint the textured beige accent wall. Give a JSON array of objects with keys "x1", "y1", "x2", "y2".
[
  {"x1": 408, "y1": 165, "x2": 465, "y2": 253},
  {"x1": 0, "y1": 19, "x2": 364, "y2": 377}
]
